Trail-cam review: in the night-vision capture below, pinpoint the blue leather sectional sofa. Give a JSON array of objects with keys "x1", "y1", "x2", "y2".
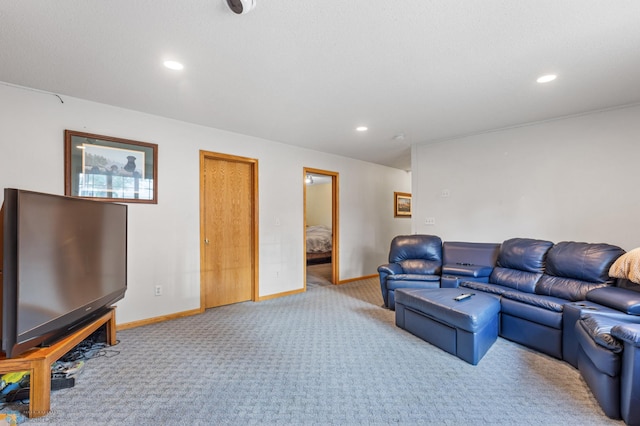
[
  {"x1": 378, "y1": 235, "x2": 501, "y2": 310},
  {"x1": 378, "y1": 235, "x2": 640, "y2": 425}
]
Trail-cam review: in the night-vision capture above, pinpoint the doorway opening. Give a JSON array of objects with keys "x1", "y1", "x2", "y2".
[{"x1": 303, "y1": 168, "x2": 339, "y2": 288}]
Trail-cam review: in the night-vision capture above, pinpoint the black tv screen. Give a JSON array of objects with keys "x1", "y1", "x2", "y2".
[{"x1": 1, "y1": 189, "x2": 127, "y2": 358}]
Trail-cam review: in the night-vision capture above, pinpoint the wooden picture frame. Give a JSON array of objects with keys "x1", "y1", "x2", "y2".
[
  {"x1": 394, "y1": 192, "x2": 412, "y2": 217},
  {"x1": 65, "y1": 130, "x2": 158, "y2": 203}
]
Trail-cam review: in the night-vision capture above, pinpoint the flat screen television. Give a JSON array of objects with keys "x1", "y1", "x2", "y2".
[{"x1": 1, "y1": 188, "x2": 127, "y2": 358}]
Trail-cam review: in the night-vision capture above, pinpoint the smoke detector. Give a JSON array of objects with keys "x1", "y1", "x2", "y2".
[{"x1": 226, "y1": 0, "x2": 256, "y2": 15}]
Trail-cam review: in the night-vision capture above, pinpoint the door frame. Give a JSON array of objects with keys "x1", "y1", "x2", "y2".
[
  {"x1": 303, "y1": 167, "x2": 339, "y2": 287},
  {"x1": 199, "y1": 150, "x2": 259, "y2": 310}
]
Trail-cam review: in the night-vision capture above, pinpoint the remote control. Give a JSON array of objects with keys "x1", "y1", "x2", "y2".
[{"x1": 454, "y1": 293, "x2": 474, "y2": 301}]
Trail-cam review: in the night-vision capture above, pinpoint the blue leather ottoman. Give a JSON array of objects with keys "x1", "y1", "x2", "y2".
[{"x1": 395, "y1": 288, "x2": 500, "y2": 365}]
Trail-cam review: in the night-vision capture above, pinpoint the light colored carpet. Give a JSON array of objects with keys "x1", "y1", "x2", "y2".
[
  {"x1": 306, "y1": 262, "x2": 332, "y2": 287},
  {"x1": 9, "y1": 278, "x2": 623, "y2": 425}
]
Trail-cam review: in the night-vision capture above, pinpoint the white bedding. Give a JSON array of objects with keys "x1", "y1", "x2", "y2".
[{"x1": 306, "y1": 225, "x2": 332, "y2": 253}]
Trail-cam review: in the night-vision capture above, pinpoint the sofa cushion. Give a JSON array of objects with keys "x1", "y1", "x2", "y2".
[
  {"x1": 490, "y1": 267, "x2": 543, "y2": 293},
  {"x1": 399, "y1": 259, "x2": 441, "y2": 275},
  {"x1": 536, "y1": 275, "x2": 610, "y2": 302},
  {"x1": 389, "y1": 234, "x2": 442, "y2": 264},
  {"x1": 442, "y1": 264, "x2": 493, "y2": 278},
  {"x1": 500, "y1": 296, "x2": 563, "y2": 329},
  {"x1": 496, "y1": 238, "x2": 554, "y2": 273},
  {"x1": 587, "y1": 287, "x2": 640, "y2": 315},
  {"x1": 545, "y1": 241, "x2": 625, "y2": 283},
  {"x1": 501, "y1": 291, "x2": 566, "y2": 313},
  {"x1": 536, "y1": 241, "x2": 625, "y2": 301},
  {"x1": 460, "y1": 281, "x2": 514, "y2": 296}
]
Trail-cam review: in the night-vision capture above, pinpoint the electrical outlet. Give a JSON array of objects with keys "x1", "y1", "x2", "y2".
[
  {"x1": 425, "y1": 217, "x2": 436, "y2": 225},
  {"x1": 441, "y1": 189, "x2": 450, "y2": 198},
  {"x1": 154, "y1": 285, "x2": 162, "y2": 296}
]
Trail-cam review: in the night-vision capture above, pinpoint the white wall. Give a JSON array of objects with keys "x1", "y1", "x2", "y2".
[
  {"x1": 411, "y1": 104, "x2": 640, "y2": 251},
  {"x1": 0, "y1": 83, "x2": 411, "y2": 324}
]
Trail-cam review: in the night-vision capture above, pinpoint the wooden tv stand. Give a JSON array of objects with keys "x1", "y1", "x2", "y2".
[{"x1": 0, "y1": 308, "x2": 116, "y2": 418}]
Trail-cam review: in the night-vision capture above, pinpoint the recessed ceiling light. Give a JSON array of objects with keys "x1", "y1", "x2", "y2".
[
  {"x1": 356, "y1": 126, "x2": 368, "y2": 132},
  {"x1": 163, "y1": 60, "x2": 184, "y2": 71},
  {"x1": 536, "y1": 74, "x2": 557, "y2": 83}
]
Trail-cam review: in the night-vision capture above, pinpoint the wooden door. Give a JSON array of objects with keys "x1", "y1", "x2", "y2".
[{"x1": 201, "y1": 152, "x2": 257, "y2": 308}]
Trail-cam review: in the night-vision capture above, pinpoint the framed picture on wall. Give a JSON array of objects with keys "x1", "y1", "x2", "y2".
[
  {"x1": 64, "y1": 130, "x2": 158, "y2": 203},
  {"x1": 394, "y1": 192, "x2": 412, "y2": 217}
]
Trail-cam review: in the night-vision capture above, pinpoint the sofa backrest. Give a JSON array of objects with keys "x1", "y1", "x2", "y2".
[
  {"x1": 489, "y1": 238, "x2": 554, "y2": 293},
  {"x1": 535, "y1": 241, "x2": 626, "y2": 301},
  {"x1": 389, "y1": 234, "x2": 442, "y2": 275},
  {"x1": 442, "y1": 241, "x2": 501, "y2": 266}
]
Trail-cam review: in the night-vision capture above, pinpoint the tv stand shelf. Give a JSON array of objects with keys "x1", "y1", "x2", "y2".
[{"x1": 0, "y1": 308, "x2": 116, "y2": 418}]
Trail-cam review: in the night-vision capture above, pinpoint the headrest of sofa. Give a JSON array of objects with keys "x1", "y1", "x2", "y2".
[
  {"x1": 496, "y1": 238, "x2": 554, "y2": 273},
  {"x1": 545, "y1": 241, "x2": 625, "y2": 283},
  {"x1": 389, "y1": 234, "x2": 442, "y2": 263}
]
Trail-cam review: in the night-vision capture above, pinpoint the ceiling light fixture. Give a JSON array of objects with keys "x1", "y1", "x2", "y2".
[
  {"x1": 536, "y1": 74, "x2": 557, "y2": 83},
  {"x1": 356, "y1": 126, "x2": 368, "y2": 132},
  {"x1": 226, "y1": 0, "x2": 256, "y2": 15},
  {"x1": 163, "y1": 60, "x2": 184, "y2": 71}
]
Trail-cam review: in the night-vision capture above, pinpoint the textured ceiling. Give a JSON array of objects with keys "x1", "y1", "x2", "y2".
[{"x1": 2, "y1": 1, "x2": 640, "y2": 170}]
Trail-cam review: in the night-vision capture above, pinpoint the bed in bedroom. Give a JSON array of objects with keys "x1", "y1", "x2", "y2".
[{"x1": 306, "y1": 225, "x2": 332, "y2": 264}]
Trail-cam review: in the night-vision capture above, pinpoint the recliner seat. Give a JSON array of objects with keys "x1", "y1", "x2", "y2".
[
  {"x1": 574, "y1": 286, "x2": 640, "y2": 423},
  {"x1": 378, "y1": 234, "x2": 442, "y2": 310}
]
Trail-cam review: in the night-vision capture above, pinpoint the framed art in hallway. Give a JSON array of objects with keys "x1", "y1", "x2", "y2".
[
  {"x1": 65, "y1": 130, "x2": 158, "y2": 203},
  {"x1": 394, "y1": 192, "x2": 411, "y2": 217}
]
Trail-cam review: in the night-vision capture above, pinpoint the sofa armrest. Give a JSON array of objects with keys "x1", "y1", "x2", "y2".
[
  {"x1": 580, "y1": 313, "x2": 626, "y2": 353},
  {"x1": 586, "y1": 287, "x2": 640, "y2": 315},
  {"x1": 378, "y1": 263, "x2": 403, "y2": 276},
  {"x1": 612, "y1": 323, "x2": 640, "y2": 347},
  {"x1": 378, "y1": 263, "x2": 404, "y2": 309},
  {"x1": 441, "y1": 263, "x2": 493, "y2": 278}
]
